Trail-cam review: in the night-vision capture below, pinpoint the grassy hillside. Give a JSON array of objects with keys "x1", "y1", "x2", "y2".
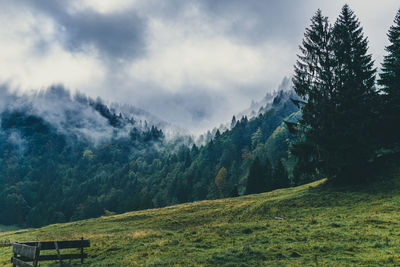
[{"x1": 1, "y1": 174, "x2": 400, "y2": 266}]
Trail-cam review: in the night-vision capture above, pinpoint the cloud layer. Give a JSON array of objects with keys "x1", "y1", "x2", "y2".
[{"x1": 0, "y1": 0, "x2": 399, "y2": 134}]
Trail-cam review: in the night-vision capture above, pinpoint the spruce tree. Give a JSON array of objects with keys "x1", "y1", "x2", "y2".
[
  {"x1": 231, "y1": 116, "x2": 237, "y2": 129},
  {"x1": 291, "y1": 9, "x2": 334, "y2": 179},
  {"x1": 330, "y1": 4, "x2": 377, "y2": 181},
  {"x1": 230, "y1": 185, "x2": 239, "y2": 197},
  {"x1": 272, "y1": 160, "x2": 290, "y2": 189},
  {"x1": 378, "y1": 9, "x2": 400, "y2": 145},
  {"x1": 264, "y1": 158, "x2": 273, "y2": 191},
  {"x1": 245, "y1": 157, "x2": 265, "y2": 195}
]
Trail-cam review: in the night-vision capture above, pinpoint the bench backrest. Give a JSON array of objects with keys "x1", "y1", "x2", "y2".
[
  {"x1": 12, "y1": 242, "x2": 40, "y2": 267},
  {"x1": 18, "y1": 240, "x2": 90, "y2": 250},
  {"x1": 13, "y1": 243, "x2": 38, "y2": 260},
  {"x1": 12, "y1": 239, "x2": 90, "y2": 266}
]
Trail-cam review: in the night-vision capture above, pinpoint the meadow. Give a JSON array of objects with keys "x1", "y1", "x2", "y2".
[{"x1": 1, "y1": 174, "x2": 400, "y2": 266}]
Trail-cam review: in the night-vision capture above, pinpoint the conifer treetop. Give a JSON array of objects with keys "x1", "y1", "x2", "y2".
[{"x1": 378, "y1": 8, "x2": 400, "y2": 95}]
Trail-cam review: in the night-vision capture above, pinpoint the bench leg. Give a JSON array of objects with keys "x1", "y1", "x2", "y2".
[
  {"x1": 12, "y1": 253, "x2": 17, "y2": 267},
  {"x1": 81, "y1": 237, "x2": 84, "y2": 263},
  {"x1": 54, "y1": 241, "x2": 63, "y2": 267},
  {"x1": 33, "y1": 242, "x2": 41, "y2": 267}
]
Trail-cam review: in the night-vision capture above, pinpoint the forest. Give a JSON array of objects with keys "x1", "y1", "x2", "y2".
[{"x1": 0, "y1": 86, "x2": 298, "y2": 227}]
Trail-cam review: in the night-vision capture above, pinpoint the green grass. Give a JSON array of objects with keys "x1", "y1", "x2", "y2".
[{"x1": 2, "y1": 174, "x2": 400, "y2": 266}]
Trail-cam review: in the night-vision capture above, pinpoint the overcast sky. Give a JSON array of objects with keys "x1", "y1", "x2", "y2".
[{"x1": 0, "y1": 0, "x2": 399, "y2": 134}]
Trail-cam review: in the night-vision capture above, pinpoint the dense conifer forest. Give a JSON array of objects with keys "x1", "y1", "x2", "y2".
[{"x1": 0, "y1": 86, "x2": 298, "y2": 227}]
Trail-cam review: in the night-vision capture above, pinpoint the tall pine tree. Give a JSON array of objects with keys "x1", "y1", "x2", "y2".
[
  {"x1": 272, "y1": 160, "x2": 290, "y2": 189},
  {"x1": 292, "y1": 5, "x2": 378, "y2": 183},
  {"x1": 378, "y1": 9, "x2": 400, "y2": 146},
  {"x1": 291, "y1": 9, "x2": 334, "y2": 180},
  {"x1": 264, "y1": 158, "x2": 274, "y2": 191},
  {"x1": 246, "y1": 157, "x2": 265, "y2": 195},
  {"x1": 329, "y1": 5, "x2": 377, "y2": 181}
]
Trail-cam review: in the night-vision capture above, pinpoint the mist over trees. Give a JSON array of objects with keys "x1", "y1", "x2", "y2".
[{"x1": 0, "y1": 86, "x2": 297, "y2": 227}]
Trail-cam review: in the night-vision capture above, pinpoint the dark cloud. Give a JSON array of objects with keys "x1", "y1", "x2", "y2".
[
  {"x1": 195, "y1": 0, "x2": 309, "y2": 44},
  {"x1": 61, "y1": 10, "x2": 146, "y2": 61},
  {"x1": 138, "y1": 0, "x2": 310, "y2": 46},
  {"x1": 22, "y1": 0, "x2": 147, "y2": 61}
]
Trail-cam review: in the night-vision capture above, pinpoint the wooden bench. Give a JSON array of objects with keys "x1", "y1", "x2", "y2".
[{"x1": 11, "y1": 238, "x2": 90, "y2": 267}]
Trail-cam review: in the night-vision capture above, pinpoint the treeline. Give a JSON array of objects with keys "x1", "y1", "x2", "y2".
[
  {"x1": 0, "y1": 90, "x2": 298, "y2": 227},
  {"x1": 289, "y1": 5, "x2": 400, "y2": 184},
  {"x1": 245, "y1": 157, "x2": 289, "y2": 195}
]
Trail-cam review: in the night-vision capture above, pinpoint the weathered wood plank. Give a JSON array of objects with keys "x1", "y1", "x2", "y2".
[
  {"x1": 54, "y1": 241, "x2": 63, "y2": 266},
  {"x1": 11, "y1": 257, "x2": 33, "y2": 267},
  {"x1": 80, "y1": 237, "x2": 84, "y2": 263},
  {"x1": 38, "y1": 253, "x2": 87, "y2": 261},
  {"x1": 17, "y1": 240, "x2": 90, "y2": 250},
  {"x1": 33, "y1": 242, "x2": 40, "y2": 267},
  {"x1": 12, "y1": 253, "x2": 88, "y2": 262},
  {"x1": 13, "y1": 239, "x2": 89, "y2": 265},
  {"x1": 12, "y1": 244, "x2": 37, "y2": 260}
]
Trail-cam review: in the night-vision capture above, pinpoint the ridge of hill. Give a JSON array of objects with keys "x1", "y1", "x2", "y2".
[{"x1": 1, "y1": 173, "x2": 400, "y2": 266}]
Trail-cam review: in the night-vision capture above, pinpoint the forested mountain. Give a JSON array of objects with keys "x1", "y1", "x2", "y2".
[
  {"x1": 235, "y1": 77, "x2": 292, "y2": 120},
  {"x1": 0, "y1": 86, "x2": 170, "y2": 143},
  {"x1": 0, "y1": 85, "x2": 298, "y2": 227}
]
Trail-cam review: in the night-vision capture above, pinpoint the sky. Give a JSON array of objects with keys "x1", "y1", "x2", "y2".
[{"x1": 0, "y1": 0, "x2": 399, "y2": 134}]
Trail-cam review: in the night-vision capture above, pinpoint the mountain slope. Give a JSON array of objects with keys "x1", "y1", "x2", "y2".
[
  {"x1": 0, "y1": 87, "x2": 298, "y2": 227},
  {"x1": 1, "y1": 173, "x2": 400, "y2": 266}
]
